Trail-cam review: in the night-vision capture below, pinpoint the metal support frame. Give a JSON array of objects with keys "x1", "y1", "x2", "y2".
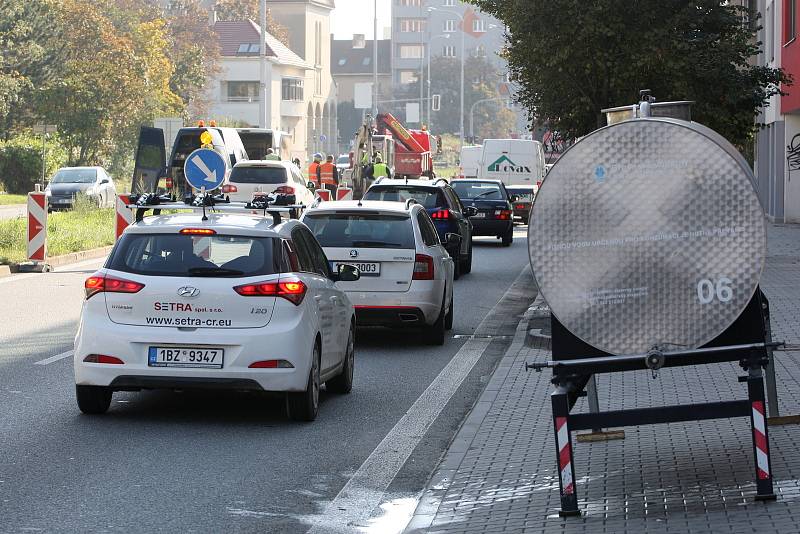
[{"x1": 549, "y1": 349, "x2": 777, "y2": 516}]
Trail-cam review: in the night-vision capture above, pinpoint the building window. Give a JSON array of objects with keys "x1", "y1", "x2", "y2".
[
  {"x1": 443, "y1": 19, "x2": 456, "y2": 33},
  {"x1": 237, "y1": 43, "x2": 260, "y2": 55},
  {"x1": 443, "y1": 45, "x2": 456, "y2": 57},
  {"x1": 787, "y1": 0, "x2": 797, "y2": 43},
  {"x1": 768, "y1": 4, "x2": 774, "y2": 61},
  {"x1": 399, "y1": 19, "x2": 425, "y2": 32},
  {"x1": 474, "y1": 44, "x2": 486, "y2": 58},
  {"x1": 443, "y1": 0, "x2": 455, "y2": 5},
  {"x1": 472, "y1": 19, "x2": 486, "y2": 33},
  {"x1": 282, "y1": 78, "x2": 304, "y2": 101},
  {"x1": 400, "y1": 71, "x2": 418, "y2": 84},
  {"x1": 399, "y1": 44, "x2": 424, "y2": 59},
  {"x1": 227, "y1": 81, "x2": 259, "y2": 102},
  {"x1": 397, "y1": 0, "x2": 421, "y2": 6}
]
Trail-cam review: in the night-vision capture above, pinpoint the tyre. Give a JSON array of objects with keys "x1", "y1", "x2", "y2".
[
  {"x1": 445, "y1": 293, "x2": 454, "y2": 331},
  {"x1": 452, "y1": 254, "x2": 461, "y2": 280},
  {"x1": 287, "y1": 342, "x2": 321, "y2": 421},
  {"x1": 426, "y1": 297, "x2": 446, "y2": 345},
  {"x1": 76, "y1": 385, "x2": 112, "y2": 414},
  {"x1": 327, "y1": 326, "x2": 354, "y2": 394},
  {"x1": 501, "y1": 227, "x2": 513, "y2": 247},
  {"x1": 460, "y1": 241, "x2": 472, "y2": 274}
]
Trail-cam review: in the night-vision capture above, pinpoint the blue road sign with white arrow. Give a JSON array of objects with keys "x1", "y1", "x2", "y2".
[{"x1": 183, "y1": 148, "x2": 227, "y2": 191}]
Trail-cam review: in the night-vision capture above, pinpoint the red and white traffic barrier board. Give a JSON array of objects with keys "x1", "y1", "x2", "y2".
[
  {"x1": 555, "y1": 416, "x2": 574, "y2": 495},
  {"x1": 115, "y1": 194, "x2": 133, "y2": 240},
  {"x1": 752, "y1": 400, "x2": 770, "y2": 479},
  {"x1": 315, "y1": 189, "x2": 331, "y2": 202},
  {"x1": 27, "y1": 192, "x2": 47, "y2": 262},
  {"x1": 336, "y1": 187, "x2": 353, "y2": 201}
]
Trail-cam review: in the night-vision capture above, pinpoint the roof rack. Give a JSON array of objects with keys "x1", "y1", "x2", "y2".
[{"x1": 125, "y1": 193, "x2": 305, "y2": 226}]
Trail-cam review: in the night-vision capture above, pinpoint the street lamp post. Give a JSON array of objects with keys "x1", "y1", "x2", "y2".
[
  {"x1": 426, "y1": 33, "x2": 451, "y2": 128},
  {"x1": 428, "y1": 7, "x2": 465, "y2": 151},
  {"x1": 372, "y1": 0, "x2": 378, "y2": 118},
  {"x1": 470, "y1": 97, "x2": 507, "y2": 144}
]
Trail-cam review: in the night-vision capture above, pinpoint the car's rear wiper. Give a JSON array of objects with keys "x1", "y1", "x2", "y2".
[
  {"x1": 475, "y1": 190, "x2": 499, "y2": 198},
  {"x1": 187, "y1": 267, "x2": 245, "y2": 277},
  {"x1": 351, "y1": 240, "x2": 404, "y2": 247}
]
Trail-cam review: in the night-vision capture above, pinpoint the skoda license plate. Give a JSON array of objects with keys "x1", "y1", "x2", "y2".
[
  {"x1": 332, "y1": 262, "x2": 380, "y2": 276},
  {"x1": 148, "y1": 347, "x2": 224, "y2": 369}
]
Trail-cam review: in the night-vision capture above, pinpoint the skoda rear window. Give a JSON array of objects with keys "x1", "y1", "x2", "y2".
[
  {"x1": 108, "y1": 234, "x2": 281, "y2": 277},
  {"x1": 304, "y1": 212, "x2": 415, "y2": 249},
  {"x1": 229, "y1": 166, "x2": 287, "y2": 184},
  {"x1": 363, "y1": 186, "x2": 445, "y2": 209}
]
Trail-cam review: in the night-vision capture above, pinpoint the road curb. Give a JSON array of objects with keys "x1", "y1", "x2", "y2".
[
  {"x1": 10, "y1": 245, "x2": 113, "y2": 272},
  {"x1": 404, "y1": 298, "x2": 535, "y2": 533}
]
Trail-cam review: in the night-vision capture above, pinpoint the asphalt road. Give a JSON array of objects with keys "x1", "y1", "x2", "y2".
[
  {"x1": 0, "y1": 227, "x2": 535, "y2": 533},
  {"x1": 0, "y1": 205, "x2": 26, "y2": 221}
]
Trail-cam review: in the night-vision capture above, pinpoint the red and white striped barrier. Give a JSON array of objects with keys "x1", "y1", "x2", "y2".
[
  {"x1": 335, "y1": 187, "x2": 353, "y2": 201},
  {"x1": 752, "y1": 400, "x2": 770, "y2": 479},
  {"x1": 27, "y1": 192, "x2": 47, "y2": 261},
  {"x1": 115, "y1": 194, "x2": 133, "y2": 240},
  {"x1": 555, "y1": 416, "x2": 574, "y2": 495},
  {"x1": 315, "y1": 189, "x2": 331, "y2": 202}
]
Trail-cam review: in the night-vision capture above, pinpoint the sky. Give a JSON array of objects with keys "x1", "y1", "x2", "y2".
[{"x1": 331, "y1": 0, "x2": 392, "y2": 40}]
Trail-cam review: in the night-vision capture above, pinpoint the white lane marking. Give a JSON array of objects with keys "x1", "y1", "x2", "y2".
[
  {"x1": 308, "y1": 264, "x2": 531, "y2": 533},
  {"x1": 34, "y1": 350, "x2": 74, "y2": 366}
]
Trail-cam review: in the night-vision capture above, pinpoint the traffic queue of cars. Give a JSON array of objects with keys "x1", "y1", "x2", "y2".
[{"x1": 72, "y1": 159, "x2": 530, "y2": 421}]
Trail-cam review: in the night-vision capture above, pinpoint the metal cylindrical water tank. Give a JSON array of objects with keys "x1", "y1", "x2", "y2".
[{"x1": 529, "y1": 118, "x2": 767, "y2": 356}]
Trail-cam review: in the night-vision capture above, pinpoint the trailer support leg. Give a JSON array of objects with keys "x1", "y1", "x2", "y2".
[
  {"x1": 747, "y1": 365, "x2": 777, "y2": 501},
  {"x1": 551, "y1": 385, "x2": 580, "y2": 516}
]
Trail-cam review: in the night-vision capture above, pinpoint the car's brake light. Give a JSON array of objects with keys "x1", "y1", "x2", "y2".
[
  {"x1": 516, "y1": 204, "x2": 526, "y2": 210},
  {"x1": 274, "y1": 185, "x2": 295, "y2": 195},
  {"x1": 83, "y1": 354, "x2": 124, "y2": 364},
  {"x1": 430, "y1": 209, "x2": 451, "y2": 220},
  {"x1": 85, "y1": 274, "x2": 145, "y2": 299},
  {"x1": 221, "y1": 184, "x2": 238, "y2": 193},
  {"x1": 413, "y1": 254, "x2": 435, "y2": 280},
  {"x1": 233, "y1": 277, "x2": 307, "y2": 305},
  {"x1": 249, "y1": 359, "x2": 295, "y2": 368},
  {"x1": 495, "y1": 210, "x2": 513, "y2": 220},
  {"x1": 180, "y1": 228, "x2": 216, "y2": 235}
]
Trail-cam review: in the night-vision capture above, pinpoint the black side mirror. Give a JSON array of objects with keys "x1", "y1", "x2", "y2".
[
  {"x1": 444, "y1": 233, "x2": 462, "y2": 247},
  {"x1": 100, "y1": 178, "x2": 110, "y2": 185},
  {"x1": 464, "y1": 206, "x2": 478, "y2": 217},
  {"x1": 333, "y1": 263, "x2": 360, "y2": 282},
  {"x1": 307, "y1": 181, "x2": 316, "y2": 190}
]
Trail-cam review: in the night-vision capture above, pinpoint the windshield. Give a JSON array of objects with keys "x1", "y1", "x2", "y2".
[
  {"x1": 336, "y1": 156, "x2": 350, "y2": 164},
  {"x1": 452, "y1": 182, "x2": 504, "y2": 200},
  {"x1": 363, "y1": 186, "x2": 445, "y2": 209},
  {"x1": 304, "y1": 212, "x2": 416, "y2": 249},
  {"x1": 229, "y1": 166, "x2": 287, "y2": 184},
  {"x1": 51, "y1": 169, "x2": 97, "y2": 184},
  {"x1": 108, "y1": 234, "x2": 281, "y2": 277}
]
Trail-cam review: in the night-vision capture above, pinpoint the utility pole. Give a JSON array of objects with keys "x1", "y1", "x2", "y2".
[{"x1": 259, "y1": 0, "x2": 268, "y2": 129}]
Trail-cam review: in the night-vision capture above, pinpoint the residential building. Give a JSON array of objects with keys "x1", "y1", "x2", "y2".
[
  {"x1": 754, "y1": 0, "x2": 800, "y2": 222},
  {"x1": 207, "y1": 20, "x2": 314, "y2": 163},
  {"x1": 268, "y1": 0, "x2": 339, "y2": 157}
]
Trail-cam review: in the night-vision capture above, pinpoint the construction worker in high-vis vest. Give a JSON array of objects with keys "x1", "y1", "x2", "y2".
[
  {"x1": 308, "y1": 153, "x2": 323, "y2": 187},
  {"x1": 373, "y1": 153, "x2": 391, "y2": 179},
  {"x1": 318, "y1": 154, "x2": 339, "y2": 193}
]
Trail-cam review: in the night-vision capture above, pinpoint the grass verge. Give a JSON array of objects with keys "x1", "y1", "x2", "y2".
[
  {"x1": 0, "y1": 194, "x2": 29, "y2": 205},
  {"x1": 0, "y1": 195, "x2": 114, "y2": 264}
]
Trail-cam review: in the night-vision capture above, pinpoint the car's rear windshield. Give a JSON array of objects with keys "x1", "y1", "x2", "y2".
[
  {"x1": 108, "y1": 234, "x2": 281, "y2": 277},
  {"x1": 229, "y1": 166, "x2": 287, "y2": 184},
  {"x1": 452, "y1": 181, "x2": 504, "y2": 200},
  {"x1": 304, "y1": 212, "x2": 415, "y2": 249},
  {"x1": 506, "y1": 187, "x2": 534, "y2": 200},
  {"x1": 363, "y1": 186, "x2": 445, "y2": 209}
]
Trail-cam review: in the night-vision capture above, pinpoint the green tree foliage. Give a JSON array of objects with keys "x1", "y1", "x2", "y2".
[
  {"x1": 0, "y1": 134, "x2": 67, "y2": 194},
  {"x1": 470, "y1": 0, "x2": 789, "y2": 146},
  {"x1": 215, "y1": 0, "x2": 290, "y2": 45}
]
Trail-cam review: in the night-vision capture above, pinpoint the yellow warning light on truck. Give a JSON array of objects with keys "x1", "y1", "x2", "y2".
[{"x1": 199, "y1": 131, "x2": 213, "y2": 146}]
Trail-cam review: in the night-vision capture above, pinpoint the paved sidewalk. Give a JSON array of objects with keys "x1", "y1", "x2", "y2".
[{"x1": 406, "y1": 224, "x2": 800, "y2": 533}]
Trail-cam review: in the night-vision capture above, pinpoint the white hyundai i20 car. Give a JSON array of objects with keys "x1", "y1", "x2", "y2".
[
  {"x1": 302, "y1": 200, "x2": 455, "y2": 345},
  {"x1": 74, "y1": 212, "x2": 359, "y2": 421}
]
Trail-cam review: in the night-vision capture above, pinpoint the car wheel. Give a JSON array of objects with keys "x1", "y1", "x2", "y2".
[
  {"x1": 445, "y1": 292, "x2": 454, "y2": 331},
  {"x1": 426, "y1": 296, "x2": 446, "y2": 346},
  {"x1": 327, "y1": 325, "x2": 354, "y2": 394},
  {"x1": 502, "y1": 227, "x2": 513, "y2": 247},
  {"x1": 76, "y1": 385, "x2": 112, "y2": 414},
  {"x1": 287, "y1": 341, "x2": 321, "y2": 421},
  {"x1": 460, "y1": 241, "x2": 472, "y2": 274}
]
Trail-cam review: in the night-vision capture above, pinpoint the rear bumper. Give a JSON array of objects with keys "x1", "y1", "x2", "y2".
[
  {"x1": 470, "y1": 219, "x2": 513, "y2": 236},
  {"x1": 355, "y1": 306, "x2": 426, "y2": 326},
  {"x1": 346, "y1": 281, "x2": 443, "y2": 326},
  {"x1": 110, "y1": 376, "x2": 264, "y2": 391}
]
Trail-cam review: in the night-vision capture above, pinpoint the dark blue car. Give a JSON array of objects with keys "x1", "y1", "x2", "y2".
[
  {"x1": 363, "y1": 179, "x2": 475, "y2": 278},
  {"x1": 451, "y1": 180, "x2": 515, "y2": 246}
]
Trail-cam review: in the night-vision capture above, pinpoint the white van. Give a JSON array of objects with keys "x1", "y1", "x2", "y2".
[
  {"x1": 458, "y1": 145, "x2": 482, "y2": 179},
  {"x1": 477, "y1": 139, "x2": 546, "y2": 187}
]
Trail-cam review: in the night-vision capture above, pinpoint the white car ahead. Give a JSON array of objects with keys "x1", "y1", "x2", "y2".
[
  {"x1": 74, "y1": 212, "x2": 359, "y2": 421},
  {"x1": 223, "y1": 160, "x2": 315, "y2": 206},
  {"x1": 302, "y1": 200, "x2": 455, "y2": 345}
]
